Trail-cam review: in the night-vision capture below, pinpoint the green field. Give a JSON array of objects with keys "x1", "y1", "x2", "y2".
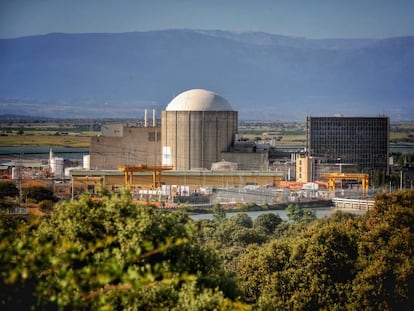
[
  {"x1": 1, "y1": 119, "x2": 413, "y2": 147},
  {"x1": 0, "y1": 134, "x2": 92, "y2": 147},
  {"x1": 0, "y1": 119, "x2": 101, "y2": 147}
]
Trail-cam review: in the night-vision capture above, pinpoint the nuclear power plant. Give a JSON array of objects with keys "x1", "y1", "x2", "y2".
[
  {"x1": 71, "y1": 88, "x2": 391, "y2": 201},
  {"x1": 77, "y1": 89, "x2": 284, "y2": 193},
  {"x1": 90, "y1": 89, "x2": 249, "y2": 171}
]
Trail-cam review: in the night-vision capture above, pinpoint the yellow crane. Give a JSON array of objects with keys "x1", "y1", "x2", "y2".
[
  {"x1": 321, "y1": 173, "x2": 369, "y2": 194},
  {"x1": 118, "y1": 164, "x2": 173, "y2": 189}
]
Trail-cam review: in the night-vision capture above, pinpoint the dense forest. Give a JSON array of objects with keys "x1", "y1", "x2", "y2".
[{"x1": 1, "y1": 189, "x2": 413, "y2": 310}]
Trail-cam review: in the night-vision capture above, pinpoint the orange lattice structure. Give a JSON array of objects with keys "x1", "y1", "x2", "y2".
[
  {"x1": 321, "y1": 173, "x2": 369, "y2": 194},
  {"x1": 118, "y1": 165, "x2": 173, "y2": 189},
  {"x1": 322, "y1": 173, "x2": 369, "y2": 194}
]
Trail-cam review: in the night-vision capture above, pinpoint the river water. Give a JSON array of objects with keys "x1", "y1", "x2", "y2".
[
  {"x1": 190, "y1": 207, "x2": 366, "y2": 221},
  {"x1": 0, "y1": 144, "x2": 412, "y2": 163}
]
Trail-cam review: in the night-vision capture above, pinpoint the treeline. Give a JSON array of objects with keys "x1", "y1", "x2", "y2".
[{"x1": 1, "y1": 189, "x2": 413, "y2": 310}]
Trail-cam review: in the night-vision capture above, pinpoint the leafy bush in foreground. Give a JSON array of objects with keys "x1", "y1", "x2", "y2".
[
  {"x1": 238, "y1": 190, "x2": 414, "y2": 310},
  {"x1": 0, "y1": 191, "x2": 245, "y2": 310}
]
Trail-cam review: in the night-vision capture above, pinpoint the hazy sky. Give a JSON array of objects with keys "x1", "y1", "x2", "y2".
[{"x1": 1, "y1": 0, "x2": 414, "y2": 39}]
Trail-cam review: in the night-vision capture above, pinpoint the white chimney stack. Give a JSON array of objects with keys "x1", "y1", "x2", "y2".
[
  {"x1": 144, "y1": 109, "x2": 148, "y2": 127},
  {"x1": 152, "y1": 109, "x2": 156, "y2": 127}
]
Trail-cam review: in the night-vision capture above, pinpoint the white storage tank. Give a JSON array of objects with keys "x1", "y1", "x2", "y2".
[
  {"x1": 11, "y1": 166, "x2": 20, "y2": 180},
  {"x1": 83, "y1": 155, "x2": 91, "y2": 170},
  {"x1": 50, "y1": 157, "x2": 64, "y2": 177}
]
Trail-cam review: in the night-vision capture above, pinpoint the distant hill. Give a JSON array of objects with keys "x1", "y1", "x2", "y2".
[{"x1": 0, "y1": 30, "x2": 413, "y2": 120}]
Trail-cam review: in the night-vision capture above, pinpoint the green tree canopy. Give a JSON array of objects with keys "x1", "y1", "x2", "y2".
[
  {"x1": 3, "y1": 188, "x2": 413, "y2": 310},
  {"x1": 0, "y1": 191, "x2": 243, "y2": 310},
  {"x1": 238, "y1": 190, "x2": 414, "y2": 310},
  {"x1": 212, "y1": 202, "x2": 226, "y2": 223},
  {"x1": 228, "y1": 212, "x2": 253, "y2": 228},
  {"x1": 0, "y1": 181, "x2": 19, "y2": 199},
  {"x1": 286, "y1": 203, "x2": 316, "y2": 223},
  {"x1": 22, "y1": 185, "x2": 57, "y2": 203},
  {"x1": 349, "y1": 190, "x2": 414, "y2": 310},
  {"x1": 253, "y1": 212, "x2": 283, "y2": 234}
]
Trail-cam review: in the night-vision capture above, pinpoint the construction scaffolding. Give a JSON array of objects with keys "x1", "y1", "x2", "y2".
[{"x1": 118, "y1": 165, "x2": 173, "y2": 189}]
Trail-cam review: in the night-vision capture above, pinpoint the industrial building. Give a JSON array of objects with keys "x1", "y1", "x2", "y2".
[
  {"x1": 306, "y1": 116, "x2": 389, "y2": 172},
  {"x1": 85, "y1": 94, "x2": 390, "y2": 195},
  {"x1": 89, "y1": 89, "x2": 275, "y2": 173},
  {"x1": 90, "y1": 113, "x2": 161, "y2": 170},
  {"x1": 295, "y1": 154, "x2": 358, "y2": 183},
  {"x1": 72, "y1": 169, "x2": 281, "y2": 192},
  {"x1": 84, "y1": 89, "x2": 283, "y2": 192},
  {"x1": 90, "y1": 89, "x2": 239, "y2": 171}
]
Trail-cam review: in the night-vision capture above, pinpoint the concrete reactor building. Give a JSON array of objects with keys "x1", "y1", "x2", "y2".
[{"x1": 161, "y1": 89, "x2": 238, "y2": 170}]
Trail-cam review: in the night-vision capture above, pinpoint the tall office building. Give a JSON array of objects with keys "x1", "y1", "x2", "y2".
[{"x1": 306, "y1": 116, "x2": 389, "y2": 172}]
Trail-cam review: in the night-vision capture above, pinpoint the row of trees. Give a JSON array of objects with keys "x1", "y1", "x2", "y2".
[
  {"x1": 0, "y1": 181, "x2": 58, "y2": 213},
  {"x1": 1, "y1": 188, "x2": 413, "y2": 310},
  {"x1": 0, "y1": 181, "x2": 58, "y2": 202}
]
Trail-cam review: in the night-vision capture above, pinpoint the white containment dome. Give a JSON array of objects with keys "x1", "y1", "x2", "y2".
[
  {"x1": 162, "y1": 89, "x2": 238, "y2": 170},
  {"x1": 165, "y1": 89, "x2": 234, "y2": 112}
]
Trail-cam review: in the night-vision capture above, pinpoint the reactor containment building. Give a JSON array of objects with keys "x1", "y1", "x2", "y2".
[{"x1": 161, "y1": 89, "x2": 238, "y2": 171}]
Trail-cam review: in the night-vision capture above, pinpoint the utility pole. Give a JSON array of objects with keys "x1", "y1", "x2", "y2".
[
  {"x1": 18, "y1": 154, "x2": 23, "y2": 207},
  {"x1": 71, "y1": 176, "x2": 74, "y2": 200}
]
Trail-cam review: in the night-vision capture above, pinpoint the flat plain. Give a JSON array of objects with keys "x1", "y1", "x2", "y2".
[{"x1": 0, "y1": 119, "x2": 413, "y2": 148}]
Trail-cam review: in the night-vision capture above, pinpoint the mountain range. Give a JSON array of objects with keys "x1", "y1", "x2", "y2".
[{"x1": 0, "y1": 29, "x2": 413, "y2": 120}]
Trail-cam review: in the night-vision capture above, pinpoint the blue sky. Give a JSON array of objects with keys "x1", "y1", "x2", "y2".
[{"x1": 1, "y1": 0, "x2": 414, "y2": 39}]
